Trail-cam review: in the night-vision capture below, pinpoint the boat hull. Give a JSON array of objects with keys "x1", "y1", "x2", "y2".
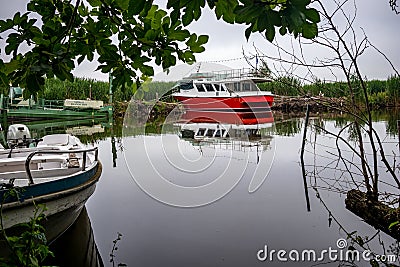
[
  {"x1": 174, "y1": 95, "x2": 274, "y2": 124},
  {"x1": 174, "y1": 95, "x2": 274, "y2": 110}
]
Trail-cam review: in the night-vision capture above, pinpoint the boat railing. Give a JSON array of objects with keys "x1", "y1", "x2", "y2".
[
  {"x1": 25, "y1": 147, "x2": 99, "y2": 185},
  {"x1": 186, "y1": 68, "x2": 269, "y2": 81}
]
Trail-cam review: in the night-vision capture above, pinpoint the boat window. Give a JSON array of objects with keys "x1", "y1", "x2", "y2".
[
  {"x1": 225, "y1": 83, "x2": 234, "y2": 92},
  {"x1": 197, "y1": 128, "x2": 206, "y2": 136},
  {"x1": 219, "y1": 84, "x2": 228, "y2": 92},
  {"x1": 234, "y1": 82, "x2": 241, "y2": 91},
  {"x1": 242, "y1": 82, "x2": 251, "y2": 91},
  {"x1": 206, "y1": 129, "x2": 215, "y2": 137},
  {"x1": 195, "y1": 84, "x2": 205, "y2": 92},
  {"x1": 204, "y1": 84, "x2": 214, "y2": 92},
  {"x1": 221, "y1": 129, "x2": 226, "y2": 136},
  {"x1": 214, "y1": 129, "x2": 221, "y2": 137},
  {"x1": 179, "y1": 81, "x2": 194, "y2": 90},
  {"x1": 212, "y1": 84, "x2": 220, "y2": 91},
  {"x1": 243, "y1": 80, "x2": 259, "y2": 91}
]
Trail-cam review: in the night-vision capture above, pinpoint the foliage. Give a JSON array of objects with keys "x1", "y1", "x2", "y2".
[
  {"x1": 274, "y1": 119, "x2": 303, "y2": 136},
  {"x1": 44, "y1": 77, "x2": 110, "y2": 102},
  {"x1": 258, "y1": 75, "x2": 400, "y2": 107},
  {"x1": 0, "y1": 0, "x2": 319, "y2": 97},
  {"x1": 258, "y1": 75, "x2": 302, "y2": 96},
  {"x1": 368, "y1": 91, "x2": 388, "y2": 108},
  {"x1": 0, "y1": 187, "x2": 53, "y2": 267},
  {"x1": 386, "y1": 75, "x2": 400, "y2": 102},
  {"x1": 43, "y1": 77, "x2": 176, "y2": 103},
  {"x1": 42, "y1": 74, "x2": 399, "y2": 107},
  {"x1": 141, "y1": 81, "x2": 176, "y2": 101},
  {"x1": 367, "y1": 79, "x2": 386, "y2": 95}
]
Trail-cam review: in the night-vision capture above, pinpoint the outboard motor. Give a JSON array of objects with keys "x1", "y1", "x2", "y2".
[{"x1": 7, "y1": 124, "x2": 32, "y2": 148}]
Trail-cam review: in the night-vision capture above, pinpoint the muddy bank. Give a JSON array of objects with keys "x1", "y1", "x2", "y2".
[
  {"x1": 271, "y1": 96, "x2": 347, "y2": 112},
  {"x1": 114, "y1": 97, "x2": 347, "y2": 121},
  {"x1": 116, "y1": 100, "x2": 180, "y2": 122}
]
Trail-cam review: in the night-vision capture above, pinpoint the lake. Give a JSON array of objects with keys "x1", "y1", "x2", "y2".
[{"x1": 38, "y1": 109, "x2": 400, "y2": 266}]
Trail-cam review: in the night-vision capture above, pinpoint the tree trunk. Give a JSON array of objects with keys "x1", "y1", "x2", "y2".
[{"x1": 345, "y1": 189, "x2": 400, "y2": 240}]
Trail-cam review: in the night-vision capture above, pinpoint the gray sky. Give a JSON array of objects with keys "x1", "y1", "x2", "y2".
[{"x1": 0, "y1": 0, "x2": 399, "y2": 82}]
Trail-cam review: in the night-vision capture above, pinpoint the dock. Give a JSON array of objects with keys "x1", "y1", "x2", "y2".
[{"x1": 0, "y1": 94, "x2": 112, "y2": 122}]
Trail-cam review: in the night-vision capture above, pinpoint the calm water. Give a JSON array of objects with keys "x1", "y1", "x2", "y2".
[{"x1": 30, "y1": 111, "x2": 400, "y2": 266}]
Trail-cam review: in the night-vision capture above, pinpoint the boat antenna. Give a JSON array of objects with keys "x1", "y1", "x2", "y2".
[{"x1": 195, "y1": 62, "x2": 201, "y2": 73}]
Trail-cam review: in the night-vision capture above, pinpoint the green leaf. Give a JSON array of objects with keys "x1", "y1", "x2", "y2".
[
  {"x1": 182, "y1": 9, "x2": 193, "y2": 26},
  {"x1": 167, "y1": 0, "x2": 181, "y2": 9},
  {"x1": 182, "y1": 50, "x2": 195, "y2": 62},
  {"x1": 13, "y1": 12, "x2": 21, "y2": 25},
  {"x1": 140, "y1": 64, "x2": 154, "y2": 76},
  {"x1": 389, "y1": 221, "x2": 399, "y2": 229},
  {"x1": 170, "y1": 8, "x2": 180, "y2": 24},
  {"x1": 215, "y1": 0, "x2": 237, "y2": 23},
  {"x1": 268, "y1": 10, "x2": 282, "y2": 26},
  {"x1": 116, "y1": 0, "x2": 129, "y2": 10},
  {"x1": 0, "y1": 19, "x2": 14, "y2": 33},
  {"x1": 265, "y1": 23, "x2": 275, "y2": 42},
  {"x1": 191, "y1": 45, "x2": 205, "y2": 53},
  {"x1": 245, "y1": 25, "x2": 252, "y2": 40},
  {"x1": 169, "y1": 29, "x2": 190, "y2": 41},
  {"x1": 291, "y1": 0, "x2": 311, "y2": 6},
  {"x1": 186, "y1": 34, "x2": 197, "y2": 46},
  {"x1": 279, "y1": 26, "x2": 287, "y2": 35},
  {"x1": 304, "y1": 8, "x2": 320, "y2": 23},
  {"x1": 197, "y1": 34, "x2": 209, "y2": 45},
  {"x1": 87, "y1": 0, "x2": 102, "y2": 7},
  {"x1": 5, "y1": 35, "x2": 20, "y2": 55},
  {"x1": 301, "y1": 21, "x2": 317, "y2": 39},
  {"x1": 26, "y1": 74, "x2": 44, "y2": 93}
]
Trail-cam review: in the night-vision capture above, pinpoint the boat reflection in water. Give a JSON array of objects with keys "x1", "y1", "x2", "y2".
[
  {"x1": 44, "y1": 207, "x2": 104, "y2": 267},
  {"x1": 176, "y1": 105, "x2": 274, "y2": 144},
  {"x1": 179, "y1": 121, "x2": 273, "y2": 145}
]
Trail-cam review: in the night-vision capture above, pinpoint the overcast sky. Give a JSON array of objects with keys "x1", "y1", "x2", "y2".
[{"x1": 0, "y1": 0, "x2": 399, "y2": 82}]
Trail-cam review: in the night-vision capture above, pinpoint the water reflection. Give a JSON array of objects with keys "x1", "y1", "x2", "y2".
[
  {"x1": 177, "y1": 122, "x2": 274, "y2": 151},
  {"x1": 44, "y1": 207, "x2": 104, "y2": 267},
  {"x1": 116, "y1": 108, "x2": 400, "y2": 266},
  {"x1": 6, "y1": 111, "x2": 399, "y2": 266}
]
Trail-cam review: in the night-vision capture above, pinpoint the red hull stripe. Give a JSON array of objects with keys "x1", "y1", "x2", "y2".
[{"x1": 174, "y1": 95, "x2": 274, "y2": 109}]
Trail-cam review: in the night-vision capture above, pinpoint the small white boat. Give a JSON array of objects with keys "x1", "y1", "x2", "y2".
[{"x1": 0, "y1": 124, "x2": 102, "y2": 246}]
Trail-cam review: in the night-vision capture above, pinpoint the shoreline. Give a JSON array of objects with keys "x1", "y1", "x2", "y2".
[{"x1": 113, "y1": 97, "x2": 399, "y2": 121}]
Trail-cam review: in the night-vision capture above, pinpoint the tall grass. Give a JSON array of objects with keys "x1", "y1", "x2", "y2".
[
  {"x1": 2, "y1": 74, "x2": 399, "y2": 107},
  {"x1": 42, "y1": 78, "x2": 176, "y2": 103},
  {"x1": 258, "y1": 75, "x2": 400, "y2": 106}
]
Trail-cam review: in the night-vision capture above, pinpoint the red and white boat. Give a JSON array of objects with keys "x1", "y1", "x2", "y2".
[{"x1": 172, "y1": 69, "x2": 274, "y2": 124}]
